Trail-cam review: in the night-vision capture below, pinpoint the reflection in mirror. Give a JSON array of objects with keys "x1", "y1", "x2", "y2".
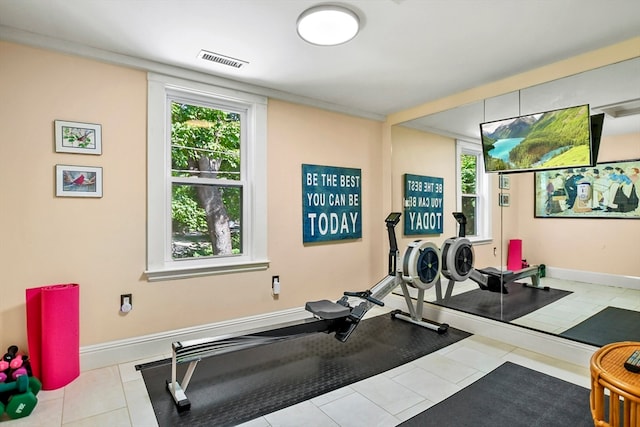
[{"x1": 392, "y1": 57, "x2": 640, "y2": 348}]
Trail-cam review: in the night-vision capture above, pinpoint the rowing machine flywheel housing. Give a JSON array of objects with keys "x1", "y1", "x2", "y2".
[
  {"x1": 441, "y1": 237, "x2": 474, "y2": 282},
  {"x1": 402, "y1": 240, "x2": 441, "y2": 290}
]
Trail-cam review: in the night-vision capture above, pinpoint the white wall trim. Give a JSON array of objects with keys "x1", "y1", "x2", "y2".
[
  {"x1": 383, "y1": 295, "x2": 599, "y2": 367},
  {"x1": 80, "y1": 307, "x2": 312, "y2": 371},
  {"x1": 0, "y1": 25, "x2": 385, "y2": 122},
  {"x1": 547, "y1": 266, "x2": 640, "y2": 290},
  {"x1": 81, "y1": 292, "x2": 602, "y2": 371},
  {"x1": 79, "y1": 270, "x2": 633, "y2": 371}
]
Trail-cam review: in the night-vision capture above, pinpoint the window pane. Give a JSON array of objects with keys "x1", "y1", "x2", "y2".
[
  {"x1": 461, "y1": 154, "x2": 477, "y2": 193},
  {"x1": 171, "y1": 183, "x2": 242, "y2": 259},
  {"x1": 461, "y1": 196, "x2": 476, "y2": 236},
  {"x1": 171, "y1": 102, "x2": 241, "y2": 181}
]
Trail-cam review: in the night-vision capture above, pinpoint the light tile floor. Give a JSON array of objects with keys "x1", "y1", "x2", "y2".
[
  {"x1": 422, "y1": 276, "x2": 640, "y2": 335},
  {"x1": 5, "y1": 277, "x2": 636, "y2": 426},
  {"x1": 512, "y1": 277, "x2": 640, "y2": 334},
  {"x1": 1, "y1": 334, "x2": 591, "y2": 427}
]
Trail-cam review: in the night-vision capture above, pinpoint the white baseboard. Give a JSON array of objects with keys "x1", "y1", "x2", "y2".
[
  {"x1": 383, "y1": 295, "x2": 599, "y2": 367},
  {"x1": 546, "y1": 266, "x2": 640, "y2": 290},
  {"x1": 81, "y1": 268, "x2": 635, "y2": 371},
  {"x1": 80, "y1": 307, "x2": 312, "y2": 371},
  {"x1": 81, "y1": 297, "x2": 598, "y2": 372}
]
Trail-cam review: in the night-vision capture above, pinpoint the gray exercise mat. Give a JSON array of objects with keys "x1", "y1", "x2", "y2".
[
  {"x1": 138, "y1": 313, "x2": 470, "y2": 427},
  {"x1": 430, "y1": 282, "x2": 572, "y2": 322},
  {"x1": 399, "y1": 362, "x2": 593, "y2": 426},
  {"x1": 560, "y1": 306, "x2": 640, "y2": 347}
]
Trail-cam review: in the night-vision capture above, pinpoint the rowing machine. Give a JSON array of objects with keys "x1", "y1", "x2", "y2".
[
  {"x1": 436, "y1": 212, "x2": 546, "y2": 303},
  {"x1": 167, "y1": 212, "x2": 447, "y2": 411}
]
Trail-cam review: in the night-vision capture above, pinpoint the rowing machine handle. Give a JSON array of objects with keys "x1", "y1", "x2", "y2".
[
  {"x1": 365, "y1": 295, "x2": 385, "y2": 306},
  {"x1": 343, "y1": 291, "x2": 385, "y2": 307}
]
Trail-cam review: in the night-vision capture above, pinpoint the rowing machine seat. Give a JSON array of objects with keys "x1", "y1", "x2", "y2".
[
  {"x1": 477, "y1": 267, "x2": 509, "y2": 277},
  {"x1": 305, "y1": 300, "x2": 351, "y2": 320}
]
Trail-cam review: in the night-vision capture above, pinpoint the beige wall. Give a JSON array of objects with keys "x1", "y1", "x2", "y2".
[
  {"x1": 506, "y1": 132, "x2": 640, "y2": 275},
  {"x1": 390, "y1": 126, "x2": 503, "y2": 269},
  {"x1": 2, "y1": 36, "x2": 638, "y2": 353},
  {"x1": 0, "y1": 41, "x2": 148, "y2": 349},
  {"x1": 0, "y1": 41, "x2": 384, "y2": 349},
  {"x1": 387, "y1": 37, "x2": 640, "y2": 276},
  {"x1": 267, "y1": 100, "x2": 384, "y2": 303},
  {"x1": 391, "y1": 126, "x2": 639, "y2": 277},
  {"x1": 390, "y1": 126, "x2": 455, "y2": 250}
]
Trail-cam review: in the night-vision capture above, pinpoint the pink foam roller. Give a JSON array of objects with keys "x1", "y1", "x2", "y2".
[{"x1": 26, "y1": 284, "x2": 80, "y2": 390}]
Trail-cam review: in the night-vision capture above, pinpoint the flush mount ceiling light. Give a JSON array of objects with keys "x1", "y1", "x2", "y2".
[{"x1": 297, "y1": 4, "x2": 360, "y2": 46}]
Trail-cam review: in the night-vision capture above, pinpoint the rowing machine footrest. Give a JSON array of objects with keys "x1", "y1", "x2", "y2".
[
  {"x1": 177, "y1": 398, "x2": 191, "y2": 412},
  {"x1": 166, "y1": 379, "x2": 191, "y2": 412},
  {"x1": 305, "y1": 300, "x2": 351, "y2": 319},
  {"x1": 476, "y1": 267, "x2": 509, "y2": 293},
  {"x1": 333, "y1": 302, "x2": 369, "y2": 342},
  {"x1": 486, "y1": 275, "x2": 508, "y2": 294}
]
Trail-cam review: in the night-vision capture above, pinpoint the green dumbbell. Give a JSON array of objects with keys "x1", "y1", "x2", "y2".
[
  {"x1": 28, "y1": 377, "x2": 42, "y2": 396},
  {"x1": 0, "y1": 376, "x2": 38, "y2": 419},
  {"x1": 5, "y1": 389, "x2": 37, "y2": 419},
  {"x1": 0, "y1": 374, "x2": 28, "y2": 394}
]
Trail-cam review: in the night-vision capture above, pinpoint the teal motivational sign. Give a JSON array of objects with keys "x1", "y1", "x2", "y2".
[
  {"x1": 404, "y1": 173, "x2": 444, "y2": 235},
  {"x1": 302, "y1": 164, "x2": 361, "y2": 243}
]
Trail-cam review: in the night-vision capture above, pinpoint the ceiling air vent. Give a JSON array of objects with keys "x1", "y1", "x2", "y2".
[
  {"x1": 197, "y1": 50, "x2": 248, "y2": 69},
  {"x1": 594, "y1": 98, "x2": 640, "y2": 118}
]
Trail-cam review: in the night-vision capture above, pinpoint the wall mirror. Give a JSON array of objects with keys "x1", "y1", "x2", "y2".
[{"x1": 392, "y1": 56, "x2": 640, "y2": 348}]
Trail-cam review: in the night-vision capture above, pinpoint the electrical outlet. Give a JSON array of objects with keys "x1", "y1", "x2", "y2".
[
  {"x1": 120, "y1": 294, "x2": 132, "y2": 313},
  {"x1": 272, "y1": 276, "x2": 280, "y2": 295}
]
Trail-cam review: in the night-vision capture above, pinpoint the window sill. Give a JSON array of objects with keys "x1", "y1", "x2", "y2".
[
  {"x1": 145, "y1": 259, "x2": 270, "y2": 282},
  {"x1": 468, "y1": 237, "x2": 493, "y2": 245}
]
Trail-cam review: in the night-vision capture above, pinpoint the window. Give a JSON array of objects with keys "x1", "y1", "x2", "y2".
[
  {"x1": 456, "y1": 140, "x2": 491, "y2": 242},
  {"x1": 146, "y1": 74, "x2": 268, "y2": 281}
]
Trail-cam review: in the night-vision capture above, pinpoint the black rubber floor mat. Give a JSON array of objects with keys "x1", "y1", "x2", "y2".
[
  {"x1": 560, "y1": 306, "x2": 640, "y2": 347},
  {"x1": 139, "y1": 313, "x2": 470, "y2": 427},
  {"x1": 398, "y1": 362, "x2": 593, "y2": 427},
  {"x1": 430, "y1": 282, "x2": 572, "y2": 322}
]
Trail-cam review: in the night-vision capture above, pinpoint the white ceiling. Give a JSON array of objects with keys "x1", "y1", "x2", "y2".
[{"x1": 1, "y1": 0, "x2": 639, "y2": 121}]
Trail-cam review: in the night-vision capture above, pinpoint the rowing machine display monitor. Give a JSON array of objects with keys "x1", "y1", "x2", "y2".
[{"x1": 385, "y1": 212, "x2": 401, "y2": 226}]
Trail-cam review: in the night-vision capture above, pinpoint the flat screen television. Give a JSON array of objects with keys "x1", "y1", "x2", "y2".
[{"x1": 480, "y1": 104, "x2": 593, "y2": 173}]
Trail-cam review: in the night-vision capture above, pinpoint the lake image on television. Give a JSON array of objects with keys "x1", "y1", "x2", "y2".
[{"x1": 480, "y1": 104, "x2": 591, "y2": 173}]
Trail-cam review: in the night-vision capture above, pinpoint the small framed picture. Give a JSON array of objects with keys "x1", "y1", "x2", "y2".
[
  {"x1": 499, "y1": 174, "x2": 510, "y2": 190},
  {"x1": 55, "y1": 120, "x2": 102, "y2": 155},
  {"x1": 499, "y1": 192, "x2": 510, "y2": 207},
  {"x1": 56, "y1": 165, "x2": 103, "y2": 198}
]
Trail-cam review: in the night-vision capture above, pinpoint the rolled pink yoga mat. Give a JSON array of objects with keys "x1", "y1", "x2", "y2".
[
  {"x1": 26, "y1": 283, "x2": 80, "y2": 390},
  {"x1": 507, "y1": 239, "x2": 523, "y2": 271}
]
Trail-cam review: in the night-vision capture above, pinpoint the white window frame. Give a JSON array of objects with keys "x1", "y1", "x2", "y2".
[
  {"x1": 456, "y1": 139, "x2": 491, "y2": 243},
  {"x1": 145, "y1": 73, "x2": 268, "y2": 281}
]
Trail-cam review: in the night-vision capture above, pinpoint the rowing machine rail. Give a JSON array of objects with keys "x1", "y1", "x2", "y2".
[{"x1": 167, "y1": 212, "x2": 449, "y2": 411}]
